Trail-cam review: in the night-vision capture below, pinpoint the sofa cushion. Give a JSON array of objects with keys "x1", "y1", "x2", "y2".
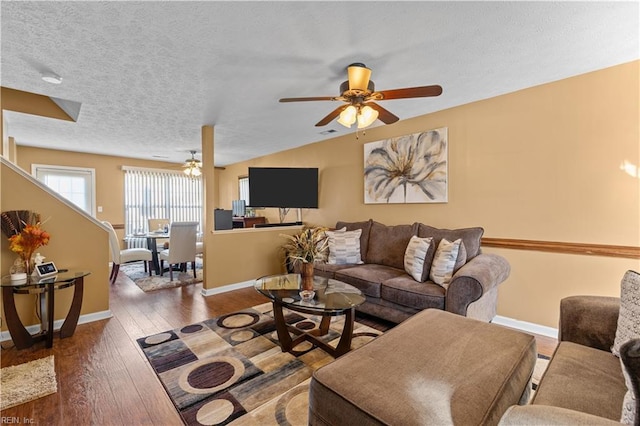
[
  {"x1": 366, "y1": 221, "x2": 418, "y2": 269},
  {"x1": 326, "y1": 228, "x2": 363, "y2": 265},
  {"x1": 430, "y1": 238, "x2": 464, "y2": 287},
  {"x1": 335, "y1": 264, "x2": 407, "y2": 298},
  {"x1": 313, "y1": 262, "x2": 358, "y2": 279},
  {"x1": 381, "y1": 275, "x2": 445, "y2": 310},
  {"x1": 404, "y1": 236, "x2": 434, "y2": 282},
  {"x1": 417, "y1": 224, "x2": 484, "y2": 260},
  {"x1": 532, "y1": 341, "x2": 626, "y2": 421},
  {"x1": 336, "y1": 219, "x2": 373, "y2": 261}
]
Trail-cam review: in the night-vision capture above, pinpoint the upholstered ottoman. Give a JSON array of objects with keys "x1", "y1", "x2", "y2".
[{"x1": 309, "y1": 309, "x2": 536, "y2": 426}]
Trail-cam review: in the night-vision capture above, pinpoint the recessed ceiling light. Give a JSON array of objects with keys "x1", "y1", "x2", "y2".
[{"x1": 42, "y1": 73, "x2": 62, "y2": 84}]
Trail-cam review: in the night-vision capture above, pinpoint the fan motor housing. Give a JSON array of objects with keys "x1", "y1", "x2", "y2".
[{"x1": 340, "y1": 80, "x2": 375, "y2": 98}]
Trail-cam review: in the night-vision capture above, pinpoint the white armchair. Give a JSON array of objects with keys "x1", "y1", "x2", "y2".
[
  {"x1": 159, "y1": 221, "x2": 198, "y2": 281},
  {"x1": 103, "y1": 221, "x2": 152, "y2": 284}
]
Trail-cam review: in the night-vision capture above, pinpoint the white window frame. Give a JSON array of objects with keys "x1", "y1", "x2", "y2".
[{"x1": 31, "y1": 164, "x2": 97, "y2": 216}]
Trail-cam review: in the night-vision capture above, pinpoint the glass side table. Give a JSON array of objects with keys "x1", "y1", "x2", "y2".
[{"x1": 1, "y1": 270, "x2": 91, "y2": 349}]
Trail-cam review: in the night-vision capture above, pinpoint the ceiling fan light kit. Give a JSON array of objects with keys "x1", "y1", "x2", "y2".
[
  {"x1": 279, "y1": 62, "x2": 442, "y2": 131},
  {"x1": 183, "y1": 150, "x2": 202, "y2": 177},
  {"x1": 336, "y1": 104, "x2": 379, "y2": 129}
]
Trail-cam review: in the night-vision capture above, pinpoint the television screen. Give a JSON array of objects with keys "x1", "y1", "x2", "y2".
[{"x1": 248, "y1": 167, "x2": 318, "y2": 208}]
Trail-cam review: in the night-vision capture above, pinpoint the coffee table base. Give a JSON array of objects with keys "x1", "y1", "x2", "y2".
[{"x1": 271, "y1": 301, "x2": 355, "y2": 358}]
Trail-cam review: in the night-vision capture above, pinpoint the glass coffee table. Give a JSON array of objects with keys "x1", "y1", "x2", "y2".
[{"x1": 254, "y1": 273, "x2": 366, "y2": 357}]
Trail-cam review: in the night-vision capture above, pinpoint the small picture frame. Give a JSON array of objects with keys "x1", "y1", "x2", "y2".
[{"x1": 35, "y1": 261, "x2": 58, "y2": 278}]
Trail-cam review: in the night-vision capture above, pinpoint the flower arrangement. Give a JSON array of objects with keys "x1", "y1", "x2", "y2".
[
  {"x1": 8, "y1": 222, "x2": 50, "y2": 274},
  {"x1": 280, "y1": 227, "x2": 329, "y2": 266}
]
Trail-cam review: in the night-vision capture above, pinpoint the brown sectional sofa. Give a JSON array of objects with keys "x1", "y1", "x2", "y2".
[
  {"x1": 314, "y1": 219, "x2": 511, "y2": 323},
  {"x1": 500, "y1": 295, "x2": 640, "y2": 425}
]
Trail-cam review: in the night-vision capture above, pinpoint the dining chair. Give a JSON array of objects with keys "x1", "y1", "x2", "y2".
[
  {"x1": 159, "y1": 221, "x2": 198, "y2": 281},
  {"x1": 103, "y1": 221, "x2": 152, "y2": 284}
]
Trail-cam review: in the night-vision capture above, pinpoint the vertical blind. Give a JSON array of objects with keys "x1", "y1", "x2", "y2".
[
  {"x1": 124, "y1": 167, "x2": 203, "y2": 236},
  {"x1": 239, "y1": 176, "x2": 249, "y2": 205}
]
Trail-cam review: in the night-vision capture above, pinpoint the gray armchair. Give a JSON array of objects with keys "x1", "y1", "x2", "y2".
[{"x1": 500, "y1": 295, "x2": 640, "y2": 425}]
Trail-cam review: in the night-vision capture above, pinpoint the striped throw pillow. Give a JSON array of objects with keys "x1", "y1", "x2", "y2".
[
  {"x1": 404, "y1": 236, "x2": 433, "y2": 282},
  {"x1": 326, "y1": 229, "x2": 363, "y2": 265},
  {"x1": 429, "y1": 238, "x2": 463, "y2": 288}
]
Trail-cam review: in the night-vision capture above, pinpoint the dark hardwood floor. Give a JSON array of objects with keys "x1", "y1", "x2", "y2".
[{"x1": 0, "y1": 271, "x2": 557, "y2": 424}]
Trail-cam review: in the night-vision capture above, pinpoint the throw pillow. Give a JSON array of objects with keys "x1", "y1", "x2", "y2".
[
  {"x1": 621, "y1": 357, "x2": 635, "y2": 425},
  {"x1": 326, "y1": 228, "x2": 363, "y2": 265},
  {"x1": 612, "y1": 270, "x2": 640, "y2": 357},
  {"x1": 612, "y1": 270, "x2": 640, "y2": 424},
  {"x1": 429, "y1": 238, "x2": 463, "y2": 288},
  {"x1": 404, "y1": 236, "x2": 433, "y2": 282}
]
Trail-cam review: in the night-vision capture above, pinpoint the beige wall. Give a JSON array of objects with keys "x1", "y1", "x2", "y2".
[
  {"x1": 4, "y1": 62, "x2": 638, "y2": 330},
  {"x1": 216, "y1": 61, "x2": 640, "y2": 328},
  {"x1": 15, "y1": 147, "x2": 187, "y2": 247},
  {"x1": 1, "y1": 161, "x2": 110, "y2": 329}
]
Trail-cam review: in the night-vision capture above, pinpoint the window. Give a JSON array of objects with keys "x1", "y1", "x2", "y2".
[
  {"x1": 238, "y1": 176, "x2": 249, "y2": 205},
  {"x1": 32, "y1": 164, "x2": 96, "y2": 215},
  {"x1": 123, "y1": 167, "x2": 203, "y2": 236}
]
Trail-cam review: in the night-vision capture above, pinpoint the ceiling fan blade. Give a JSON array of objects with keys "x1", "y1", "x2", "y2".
[
  {"x1": 279, "y1": 96, "x2": 335, "y2": 102},
  {"x1": 368, "y1": 102, "x2": 399, "y2": 124},
  {"x1": 315, "y1": 105, "x2": 348, "y2": 127},
  {"x1": 376, "y1": 85, "x2": 443, "y2": 100}
]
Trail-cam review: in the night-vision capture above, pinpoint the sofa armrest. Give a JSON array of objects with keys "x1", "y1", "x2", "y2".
[
  {"x1": 445, "y1": 253, "x2": 510, "y2": 316},
  {"x1": 559, "y1": 296, "x2": 620, "y2": 351},
  {"x1": 498, "y1": 405, "x2": 621, "y2": 425}
]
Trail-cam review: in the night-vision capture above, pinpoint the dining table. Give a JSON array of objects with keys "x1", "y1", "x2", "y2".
[{"x1": 144, "y1": 231, "x2": 169, "y2": 275}]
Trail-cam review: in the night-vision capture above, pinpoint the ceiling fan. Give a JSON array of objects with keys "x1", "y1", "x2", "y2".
[
  {"x1": 279, "y1": 63, "x2": 443, "y2": 129},
  {"x1": 183, "y1": 150, "x2": 202, "y2": 177}
]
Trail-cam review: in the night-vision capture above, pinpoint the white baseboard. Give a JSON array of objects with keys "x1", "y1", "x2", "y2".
[
  {"x1": 1, "y1": 310, "x2": 113, "y2": 343},
  {"x1": 493, "y1": 315, "x2": 558, "y2": 339},
  {"x1": 200, "y1": 280, "x2": 255, "y2": 297}
]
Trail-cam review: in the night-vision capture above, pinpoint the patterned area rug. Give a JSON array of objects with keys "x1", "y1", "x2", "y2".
[
  {"x1": 137, "y1": 303, "x2": 383, "y2": 425},
  {"x1": 121, "y1": 258, "x2": 203, "y2": 292},
  {"x1": 0, "y1": 355, "x2": 57, "y2": 410},
  {"x1": 138, "y1": 305, "x2": 550, "y2": 425}
]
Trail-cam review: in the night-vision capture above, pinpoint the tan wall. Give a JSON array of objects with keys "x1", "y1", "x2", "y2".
[
  {"x1": 216, "y1": 61, "x2": 640, "y2": 328},
  {"x1": 205, "y1": 226, "x2": 302, "y2": 288},
  {"x1": 15, "y1": 147, "x2": 185, "y2": 247},
  {"x1": 1, "y1": 161, "x2": 110, "y2": 329}
]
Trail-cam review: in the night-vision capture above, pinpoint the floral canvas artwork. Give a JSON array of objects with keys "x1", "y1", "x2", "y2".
[{"x1": 364, "y1": 127, "x2": 448, "y2": 204}]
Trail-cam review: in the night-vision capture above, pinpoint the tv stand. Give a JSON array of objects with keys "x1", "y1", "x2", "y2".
[{"x1": 232, "y1": 216, "x2": 266, "y2": 229}]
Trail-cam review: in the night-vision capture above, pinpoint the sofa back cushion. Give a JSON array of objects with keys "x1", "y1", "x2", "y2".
[
  {"x1": 417, "y1": 224, "x2": 484, "y2": 261},
  {"x1": 366, "y1": 221, "x2": 418, "y2": 269},
  {"x1": 336, "y1": 219, "x2": 373, "y2": 260}
]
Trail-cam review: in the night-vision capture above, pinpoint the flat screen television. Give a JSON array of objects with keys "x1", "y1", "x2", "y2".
[{"x1": 248, "y1": 167, "x2": 318, "y2": 208}]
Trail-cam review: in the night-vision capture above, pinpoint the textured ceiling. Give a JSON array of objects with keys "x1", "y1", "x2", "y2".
[{"x1": 1, "y1": 1, "x2": 638, "y2": 166}]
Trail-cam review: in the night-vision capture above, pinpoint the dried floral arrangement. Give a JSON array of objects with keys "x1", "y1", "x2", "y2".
[
  {"x1": 280, "y1": 226, "x2": 329, "y2": 267},
  {"x1": 1, "y1": 210, "x2": 42, "y2": 238}
]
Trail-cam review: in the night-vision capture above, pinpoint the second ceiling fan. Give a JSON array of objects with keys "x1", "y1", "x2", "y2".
[{"x1": 279, "y1": 63, "x2": 443, "y2": 129}]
